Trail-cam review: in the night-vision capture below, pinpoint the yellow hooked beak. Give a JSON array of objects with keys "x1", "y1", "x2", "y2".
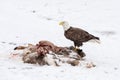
[{"x1": 59, "y1": 21, "x2": 64, "y2": 26}]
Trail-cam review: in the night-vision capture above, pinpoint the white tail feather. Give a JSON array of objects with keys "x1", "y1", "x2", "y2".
[{"x1": 88, "y1": 39, "x2": 101, "y2": 44}]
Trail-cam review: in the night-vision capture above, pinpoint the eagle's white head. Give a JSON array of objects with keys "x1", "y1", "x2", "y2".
[{"x1": 59, "y1": 21, "x2": 70, "y2": 31}]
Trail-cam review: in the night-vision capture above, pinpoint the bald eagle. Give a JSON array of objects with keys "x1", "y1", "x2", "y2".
[{"x1": 59, "y1": 21, "x2": 100, "y2": 49}]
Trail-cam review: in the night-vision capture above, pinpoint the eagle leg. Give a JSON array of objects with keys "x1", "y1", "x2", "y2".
[
  {"x1": 74, "y1": 42, "x2": 80, "y2": 51},
  {"x1": 74, "y1": 42, "x2": 83, "y2": 52}
]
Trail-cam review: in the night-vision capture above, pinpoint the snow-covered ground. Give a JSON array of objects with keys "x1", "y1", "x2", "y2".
[{"x1": 0, "y1": 0, "x2": 120, "y2": 80}]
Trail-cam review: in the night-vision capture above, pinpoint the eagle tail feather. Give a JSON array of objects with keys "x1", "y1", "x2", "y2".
[
  {"x1": 88, "y1": 39, "x2": 101, "y2": 44},
  {"x1": 94, "y1": 39, "x2": 101, "y2": 44},
  {"x1": 89, "y1": 35, "x2": 101, "y2": 44},
  {"x1": 93, "y1": 36, "x2": 100, "y2": 44}
]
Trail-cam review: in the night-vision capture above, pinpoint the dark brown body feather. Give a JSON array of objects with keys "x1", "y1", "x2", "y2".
[{"x1": 64, "y1": 27, "x2": 99, "y2": 47}]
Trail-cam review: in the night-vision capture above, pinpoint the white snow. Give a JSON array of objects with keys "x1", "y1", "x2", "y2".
[{"x1": 0, "y1": 0, "x2": 120, "y2": 80}]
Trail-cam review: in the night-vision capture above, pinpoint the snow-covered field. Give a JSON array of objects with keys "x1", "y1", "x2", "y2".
[{"x1": 0, "y1": 0, "x2": 120, "y2": 80}]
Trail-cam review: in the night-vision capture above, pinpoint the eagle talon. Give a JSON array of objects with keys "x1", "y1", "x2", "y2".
[
  {"x1": 73, "y1": 46, "x2": 79, "y2": 52},
  {"x1": 74, "y1": 46, "x2": 79, "y2": 50},
  {"x1": 73, "y1": 47, "x2": 86, "y2": 58}
]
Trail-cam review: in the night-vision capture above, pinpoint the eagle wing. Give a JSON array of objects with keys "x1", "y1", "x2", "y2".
[{"x1": 65, "y1": 27, "x2": 91, "y2": 42}]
